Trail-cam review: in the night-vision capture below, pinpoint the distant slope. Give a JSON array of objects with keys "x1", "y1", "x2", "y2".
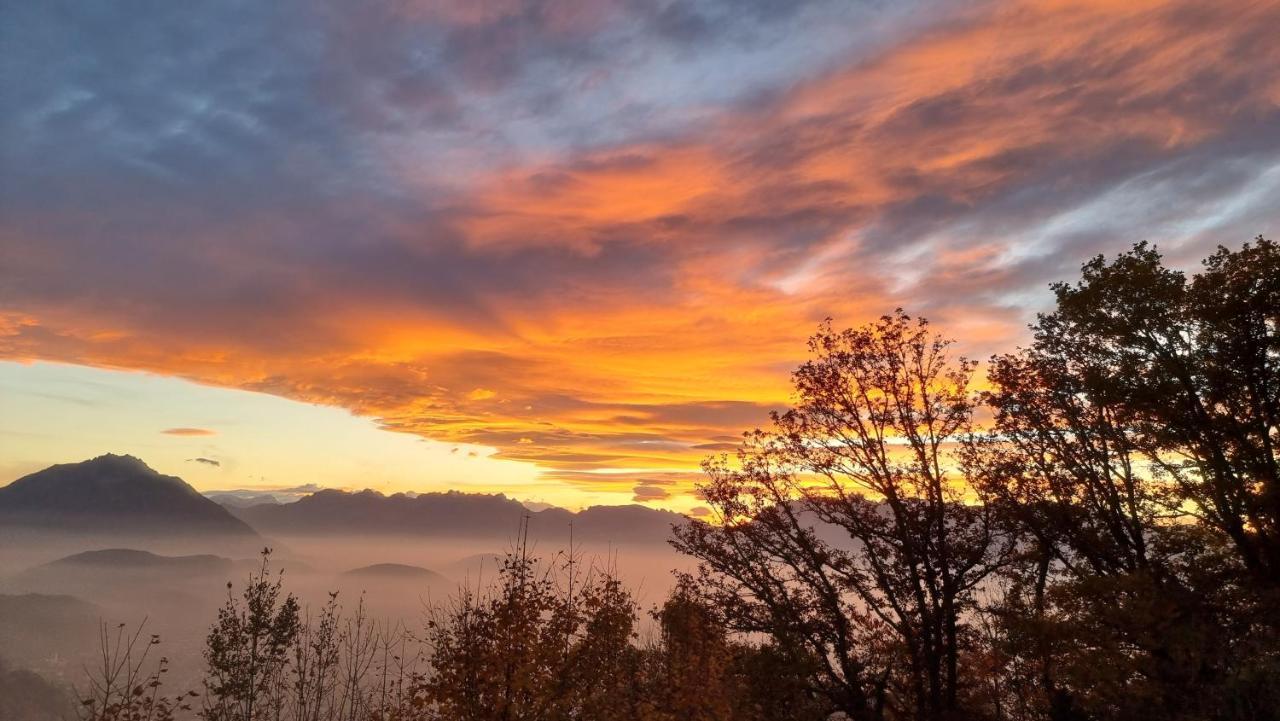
[
  {"x1": 0, "y1": 454, "x2": 260, "y2": 540},
  {"x1": 231, "y1": 489, "x2": 685, "y2": 545},
  {"x1": 6, "y1": 549, "x2": 239, "y2": 594},
  {"x1": 0, "y1": 593, "x2": 101, "y2": 667},
  {"x1": 34, "y1": 548, "x2": 235, "y2": 575},
  {"x1": 0, "y1": 658, "x2": 75, "y2": 721},
  {"x1": 204, "y1": 491, "x2": 283, "y2": 508},
  {"x1": 341, "y1": 563, "x2": 449, "y2": 584}
]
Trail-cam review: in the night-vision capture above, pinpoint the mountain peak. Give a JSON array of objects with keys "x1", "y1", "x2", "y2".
[
  {"x1": 86, "y1": 452, "x2": 148, "y2": 467},
  {"x1": 0, "y1": 455, "x2": 259, "y2": 540}
]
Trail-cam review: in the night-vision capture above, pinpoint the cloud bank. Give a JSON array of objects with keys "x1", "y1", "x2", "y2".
[{"x1": 2, "y1": 0, "x2": 1277, "y2": 507}]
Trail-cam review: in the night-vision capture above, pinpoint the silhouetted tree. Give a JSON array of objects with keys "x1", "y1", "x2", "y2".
[
  {"x1": 643, "y1": 576, "x2": 830, "y2": 721},
  {"x1": 644, "y1": 576, "x2": 735, "y2": 721},
  {"x1": 978, "y1": 238, "x2": 1280, "y2": 720},
  {"x1": 675, "y1": 311, "x2": 1012, "y2": 721},
  {"x1": 76, "y1": 622, "x2": 192, "y2": 721},
  {"x1": 290, "y1": 593, "x2": 341, "y2": 721},
  {"x1": 201, "y1": 549, "x2": 302, "y2": 721},
  {"x1": 726, "y1": 637, "x2": 832, "y2": 721},
  {"x1": 413, "y1": 530, "x2": 642, "y2": 721},
  {"x1": 1015, "y1": 238, "x2": 1280, "y2": 586}
]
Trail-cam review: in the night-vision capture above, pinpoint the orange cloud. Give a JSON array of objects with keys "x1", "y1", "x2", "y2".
[
  {"x1": 161, "y1": 427, "x2": 217, "y2": 437},
  {"x1": 3, "y1": 0, "x2": 1277, "y2": 512}
]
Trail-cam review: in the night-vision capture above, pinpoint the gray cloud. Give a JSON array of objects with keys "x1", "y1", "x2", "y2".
[
  {"x1": 2, "y1": 0, "x2": 1277, "y2": 493},
  {"x1": 632, "y1": 484, "x2": 672, "y2": 502}
]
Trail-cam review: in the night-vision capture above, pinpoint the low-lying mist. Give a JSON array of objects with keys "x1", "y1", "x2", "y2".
[{"x1": 0, "y1": 529, "x2": 696, "y2": 696}]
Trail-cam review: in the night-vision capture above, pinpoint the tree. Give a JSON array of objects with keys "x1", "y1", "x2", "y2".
[
  {"x1": 644, "y1": 577, "x2": 735, "y2": 721},
  {"x1": 289, "y1": 593, "x2": 341, "y2": 721},
  {"x1": 675, "y1": 311, "x2": 1011, "y2": 721},
  {"x1": 979, "y1": 238, "x2": 1280, "y2": 720},
  {"x1": 413, "y1": 529, "x2": 642, "y2": 721},
  {"x1": 75, "y1": 622, "x2": 190, "y2": 721},
  {"x1": 202, "y1": 549, "x2": 302, "y2": 721},
  {"x1": 1029, "y1": 238, "x2": 1280, "y2": 586},
  {"x1": 643, "y1": 576, "x2": 830, "y2": 721}
]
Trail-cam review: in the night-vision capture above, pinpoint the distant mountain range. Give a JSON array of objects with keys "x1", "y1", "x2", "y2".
[
  {"x1": 0, "y1": 455, "x2": 688, "y2": 550},
  {"x1": 204, "y1": 491, "x2": 284, "y2": 508},
  {"x1": 0, "y1": 455, "x2": 260, "y2": 542},
  {"x1": 229, "y1": 488, "x2": 686, "y2": 545}
]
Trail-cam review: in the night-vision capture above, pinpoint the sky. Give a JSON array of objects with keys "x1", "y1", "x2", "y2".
[{"x1": 1, "y1": 0, "x2": 1277, "y2": 512}]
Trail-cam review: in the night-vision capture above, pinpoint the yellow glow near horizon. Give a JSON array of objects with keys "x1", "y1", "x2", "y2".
[{"x1": 0, "y1": 361, "x2": 655, "y2": 512}]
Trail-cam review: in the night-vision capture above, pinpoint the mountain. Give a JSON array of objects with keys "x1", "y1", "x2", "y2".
[
  {"x1": 0, "y1": 549, "x2": 275, "y2": 635},
  {"x1": 203, "y1": 484, "x2": 326, "y2": 507},
  {"x1": 5, "y1": 549, "x2": 241, "y2": 596},
  {"x1": 341, "y1": 563, "x2": 449, "y2": 584},
  {"x1": 230, "y1": 489, "x2": 686, "y2": 546},
  {"x1": 26, "y1": 548, "x2": 235, "y2": 576},
  {"x1": 0, "y1": 657, "x2": 75, "y2": 721},
  {"x1": 204, "y1": 491, "x2": 284, "y2": 508},
  {"x1": 0, "y1": 455, "x2": 260, "y2": 541},
  {"x1": 0, "y1": 593, "x2": 102, "y2": 670}
]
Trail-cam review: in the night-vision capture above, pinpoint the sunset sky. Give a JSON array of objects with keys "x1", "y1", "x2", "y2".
[{"x1": 2, "y1": 0, "x2": 1277, "y2": 511}]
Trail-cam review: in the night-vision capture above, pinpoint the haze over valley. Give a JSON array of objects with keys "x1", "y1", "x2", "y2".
[{"x1": 0, "y1": 455, "x2": 693, "y2": 702}]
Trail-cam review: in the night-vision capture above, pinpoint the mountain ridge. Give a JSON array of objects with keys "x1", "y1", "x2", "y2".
[
  {"x1": 0, "y1": 454, "x2": 260, "y2": 540},
  {"x1": 340, "y1": 563, "x2": 449, "y2": 582},
  {"x1": 229, "y1": 487, "x2": 685, "y2": 545},
  {"x1": 0, "y1": 455, "x2": 687, "y2": 550}
]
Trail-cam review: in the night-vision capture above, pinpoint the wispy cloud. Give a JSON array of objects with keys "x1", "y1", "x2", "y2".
[
  {"x1": 163, "y1": 428, "x2": 217, "y2": 437},
  {"x1": 2, "y1": 0, "x2": 1277, "y2": 508}
]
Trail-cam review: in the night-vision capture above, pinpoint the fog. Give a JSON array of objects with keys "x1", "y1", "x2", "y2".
[{"x1": 0, "y1": 530, "x2": 696, "y2": 697}]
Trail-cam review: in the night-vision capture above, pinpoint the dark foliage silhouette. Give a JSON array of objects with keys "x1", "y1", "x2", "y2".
[
  {"x1": 674, "y1": 310, "x2": 1012, "y2": 719},
  {"x1": 976, "y1": 237, "x2": 1280, "y2": 720}
]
